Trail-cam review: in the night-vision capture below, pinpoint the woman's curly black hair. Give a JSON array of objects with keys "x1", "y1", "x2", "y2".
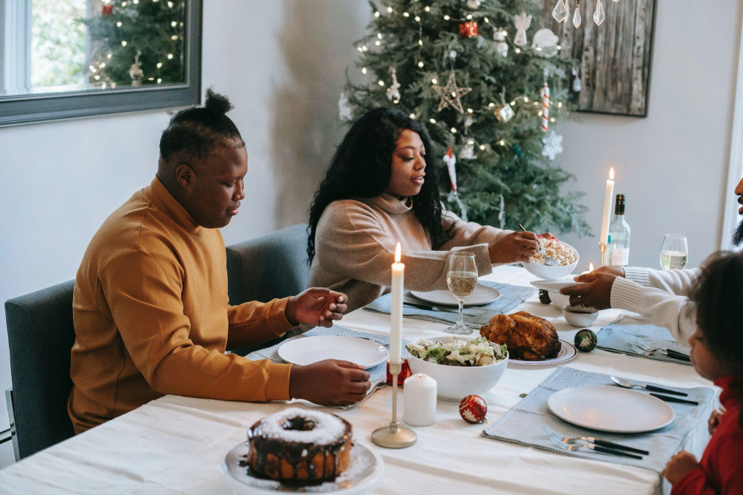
[
  {"x1": 307, "y1": 107, "x2": 448, "y2": 263},
  {"x1": 159, "y1": 88, "x2": 244, "y2": 163}
]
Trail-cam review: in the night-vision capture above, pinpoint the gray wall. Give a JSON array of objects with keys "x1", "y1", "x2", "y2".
[{"x1": 0, "y1": 0, "x2": 741, "y2": 468}]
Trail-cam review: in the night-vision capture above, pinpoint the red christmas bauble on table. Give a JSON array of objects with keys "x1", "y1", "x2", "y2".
[
  {"x1": 459, "y1": 395, "x2": 488, "y2": 423},
  {"x1": 386, "y1": 359, "x2": 411, "y2": 387},
  {"x1": 459, "y1": 21, "x2": 478, "y2": 38}
]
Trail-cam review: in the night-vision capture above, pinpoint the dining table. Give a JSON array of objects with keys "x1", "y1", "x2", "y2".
[{"x1": 0, "y1": 265, "x2": 716, "y2": 495}]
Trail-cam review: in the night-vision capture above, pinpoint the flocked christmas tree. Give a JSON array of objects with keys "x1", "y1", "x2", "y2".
[
  {"x1": 342, "y1": 0, "x2": 589, "y2": 236},
  {"x1": 81, "y1": 0, "x2": 185, "y2": 89}
]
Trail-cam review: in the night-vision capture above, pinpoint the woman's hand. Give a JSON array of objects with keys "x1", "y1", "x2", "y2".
[
  {"x1": 489, "y1": 231, "x2": 540, "y2": 263},
  {"x1": 663, "y1": 451, "x2": 701, "y2": 485},
  {"x1": 286, "y1": 288, "x2": 348, "y2": 327}
]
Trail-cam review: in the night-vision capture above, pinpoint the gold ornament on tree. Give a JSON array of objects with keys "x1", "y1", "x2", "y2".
[{"x1": 432, "y1": 71, "x2": 472, "y2": 113}]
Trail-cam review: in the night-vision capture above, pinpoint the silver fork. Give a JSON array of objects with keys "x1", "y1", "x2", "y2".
[
  {"x1": 543, "y1": 427, "x2": 643, "y2": 459},
  {"x1": 543, "y1": 426, "x2": 649, "y2": 455},
  {"x1": 336, "y1": 382, "x2": 386, "y2": 411},
  {"x1": 632, "y1": 341, "x2": 690, "y2": 361}
]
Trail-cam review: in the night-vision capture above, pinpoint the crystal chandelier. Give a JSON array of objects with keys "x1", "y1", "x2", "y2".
[{"x1": 552, "y1": 0, "x2": 618, "y2": 27}]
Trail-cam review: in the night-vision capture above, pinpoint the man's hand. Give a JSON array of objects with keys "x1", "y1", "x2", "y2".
[
  {"x1": 663, "y1": 451, "x2": 701, "y2": 485},
  {"x1": 286, "y1": 288, "x2": 347, "y2": 328},
  {"x1": 489, "y1": 231, "x2": 541, "y2": 263},
  {"x1": 289, "y1": 360, "x2": 371, "y2": 406},
  {"x1": 708, "y1": 406, "x2": 726, "y2": 435},
  {"x1": 560, "y1": 272, "x2": 618, "y2": 310}
]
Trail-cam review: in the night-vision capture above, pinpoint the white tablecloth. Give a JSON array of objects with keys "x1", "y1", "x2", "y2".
[{"x1": 0, "y1": 266, "x2": 715, "y2": 495}]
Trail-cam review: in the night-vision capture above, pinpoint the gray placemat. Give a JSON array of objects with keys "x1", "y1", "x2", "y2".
[
  {"x1": 482, "y1": 366, "x2": 715, "y2": 473},
  {"x1": 246, "y1": 325, "x2": 409, "y2": 410},
  {"x1": 597, "y1": 313, "x2": 692, "y2": 366},
  {"x1": 363, "y1": 281, "x2": 537, "y2": 326}
]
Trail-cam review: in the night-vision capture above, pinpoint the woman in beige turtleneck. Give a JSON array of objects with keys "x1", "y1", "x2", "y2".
[{"x1": 307, "y1": 108, "x2": 546, "y2": 312}]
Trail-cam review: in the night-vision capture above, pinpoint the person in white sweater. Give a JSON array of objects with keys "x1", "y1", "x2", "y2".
[
  {"x1": 307, "y1": 108, "x2": 550, "y2": 312},
  {"x1": 561, "y1": 176, "x2": 743, "y2": 344}
]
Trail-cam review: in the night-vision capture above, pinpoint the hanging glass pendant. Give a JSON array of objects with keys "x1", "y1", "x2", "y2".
[
  {"x1": 572, "y1": 2, "x2": 582, "y2": 28},
  {"x1": 552, "y1": 0, "x2": 569, "y2": 23},
  {"x1": 593, "y1": 0, "x2": 605, "y2": 25}
]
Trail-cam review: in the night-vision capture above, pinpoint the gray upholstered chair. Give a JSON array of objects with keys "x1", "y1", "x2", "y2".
[
  {"x1": 5, "y1": 280, "x2": 76, "y2": 460},
  {"x1": 225, "y1": 223, "x2": 310, "y2": 305}
]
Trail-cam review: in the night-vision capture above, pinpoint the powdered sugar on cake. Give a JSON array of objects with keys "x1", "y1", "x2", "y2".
[{"x1": 259, "y1": 408, "x2": 347, "y2": 445}]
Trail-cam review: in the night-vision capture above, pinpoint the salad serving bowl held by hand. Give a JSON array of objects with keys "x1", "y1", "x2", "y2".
[{"x1": 406, "y1": 336, "x2": 509, "y2": 401}]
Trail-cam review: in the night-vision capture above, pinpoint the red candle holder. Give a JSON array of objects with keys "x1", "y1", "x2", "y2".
[{"x1": 386, "y1": 359, "x2": 411, "y2": 387}]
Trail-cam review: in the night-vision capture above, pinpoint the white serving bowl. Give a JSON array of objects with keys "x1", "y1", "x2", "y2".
[
  {"x1": 562, "y1": 305, "x2": 599, "y2": 327},
  {"x1": 406, "y1": 337, "x2": 509, "y2": 401},
  {"x1": 523, "y1": 241, "x2": 579, "y2": 280}
]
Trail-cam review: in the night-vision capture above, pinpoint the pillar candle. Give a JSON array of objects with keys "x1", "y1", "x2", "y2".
[
  {"x1": 390, "y1": 243, "x2": 404, "y2": 365},
  {"x1": 403, "y1": 373, "x2": 437, "y2": 426},
  {"x1": 599, "y1": 168, "x2": 615, "y2": 246}
]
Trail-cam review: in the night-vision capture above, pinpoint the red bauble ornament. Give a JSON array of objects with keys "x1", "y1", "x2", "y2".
[
  {"x1": 101, "y1": 4, "x2": 114, "y2": 15},
  {"x1": 386, "y1": 359, "x2": 411, "y2": 387},
  {"x1": 459, "y1": 21, "x2": 478, "y2": 38},
  {"x1": 459, "y1": 395, "x2": 488, "y2": 423}
]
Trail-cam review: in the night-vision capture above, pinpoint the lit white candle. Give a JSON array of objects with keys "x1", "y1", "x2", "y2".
[
  {"x1": 403, "y1": 373, "x2": 437, "y2": 426},
  {"x1": 390, "y1": 243, "x2": 404, "y2": 365},
  {"x1": 599, "y1": 167, "x2": 615, "y2": 246},
  {"x1": 581, "y1": 262, "x2": 595, "y2": 275}
]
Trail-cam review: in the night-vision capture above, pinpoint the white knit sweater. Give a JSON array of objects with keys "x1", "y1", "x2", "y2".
[
  {"x1": 610, "y1": 266, "x2": 701, "y2": 344},
  {"x1": 308, "y1": 194, "x2": 512, "y2": 312}
]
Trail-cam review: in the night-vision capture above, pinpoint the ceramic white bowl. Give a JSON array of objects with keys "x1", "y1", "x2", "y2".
[
  {"x1": 548, "y1": 290, "x2": 572, "y2": 308},
  {"x1": 406, "y1": 337, "x2": 509, "y2": 401},
  {"x1": 523, "y1": 241, "x2": 579, "y2": 280},
  {"x1": 562, "y1": 305, "x2": 599, "y2": 327}
]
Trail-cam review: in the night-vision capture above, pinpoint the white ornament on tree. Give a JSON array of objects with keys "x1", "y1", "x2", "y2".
[
  {"x1": 128, "y1": 50, "x2": 144, "y2": 87},
  {"x1": 338, "y1": 92, "x2": 353, "y2": 120},
  {"x1": 542, "y1": 131, "x2": 563, "y2": 161},
  {"x1": 493, "y1": 29, "x2": 508, "y2": 57},
  {"x1": 459, "y1": 140, "x2": 477, "y2": 160},
  {"x1": 572, "y1": 67, "x2": 582, "y2": 92},
  {"x1": 465, "y1": 0, "x2": 482, "y2": 9},
  {"x1": 513, "y1": 12, "x2": 532, "y2": 47},
  {"x1": 532, "y1": 28, "x2": 559, "y2": 57},
  {"x1": 386, "y1": 67, "x2": 401, "y2": 103},
  {"x1": 443, "y1": 146, "x2": 458, "y2": 192},
  {"x1": 464, "y1": 111, "x2": 474, "y2": 133}
]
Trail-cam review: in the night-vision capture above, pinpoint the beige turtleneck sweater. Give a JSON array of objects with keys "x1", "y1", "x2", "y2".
[{"x1": 308, "y1": 194, "x2": 512, "y2": 312}]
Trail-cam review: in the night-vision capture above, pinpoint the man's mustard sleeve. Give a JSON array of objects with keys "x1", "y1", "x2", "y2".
[{"x1": 101, "y1": 250, "x2": 292, "y2": 402}]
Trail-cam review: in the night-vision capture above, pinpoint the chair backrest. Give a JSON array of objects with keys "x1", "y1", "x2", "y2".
[
  {"x1": 226, "y1": 223, "x2": 310, "y2": 304},
  {"x1": 5, "y1": 280, "x2": 76, "y2": 459}
]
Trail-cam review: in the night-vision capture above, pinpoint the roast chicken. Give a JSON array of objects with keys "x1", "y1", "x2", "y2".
[{"x1": 480, "y1": 311, "x2": 561, "y2": 361}]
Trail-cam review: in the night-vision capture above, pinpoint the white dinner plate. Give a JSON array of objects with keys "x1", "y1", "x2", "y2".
[
  {"x1": 547, "y1": 386, "x2": 675, "y2": 433},
  {"x1": 530, "y1": 279, "x2": 586, "y2": 292},
  {"x1": 409, "y1": 284, "x2": 501, "y2": 307},
  {"x1": 278, "y1": 336, "x2": 388, "y2": 370},
  {"x1": 219, "y1": 441, "x2": 384, "y2": 494},
  {"x1": 508, "y1": 340, "x2": 578, "y2": 367}
]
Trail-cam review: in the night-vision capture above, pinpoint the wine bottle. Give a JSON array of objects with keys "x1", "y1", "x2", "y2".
[{"x1": 607, "y1": 194, "x2": 631, "y2": 267}]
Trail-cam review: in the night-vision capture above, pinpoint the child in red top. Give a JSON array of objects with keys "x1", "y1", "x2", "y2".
[{"x1": 663, "y1": 252, "x2": 743, "y2": 494}]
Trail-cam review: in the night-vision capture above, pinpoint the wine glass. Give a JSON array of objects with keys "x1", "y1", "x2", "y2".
[
  {"x1": 446, "y1": 252, "x2": 478, "y2": 335},
  {"x1": 660, "y1": 234, "x2": 689, "y2": 270}
]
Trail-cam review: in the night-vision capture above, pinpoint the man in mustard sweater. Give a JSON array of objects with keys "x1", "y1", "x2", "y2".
[{"x1": 69, "y1": 90, "x2": 370, "y2": 434}]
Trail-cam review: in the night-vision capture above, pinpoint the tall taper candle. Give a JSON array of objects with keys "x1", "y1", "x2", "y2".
[
  {"x1": 599, "y1": 167, "x2": 615, "y2": 246},
  {"x1": 390, "y1": 243, "x2": 404, "y2": 365}
]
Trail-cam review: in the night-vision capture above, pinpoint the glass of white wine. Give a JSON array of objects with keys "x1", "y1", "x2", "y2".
[
  {"x1": 446, "y1": 252, "x2": 478, "y2": 335},
  {"x1": 660, "y1": 234, "x2": 689, "y2": 270}
]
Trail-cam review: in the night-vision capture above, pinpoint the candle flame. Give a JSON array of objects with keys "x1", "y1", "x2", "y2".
[
  {"x1": 395, "y1": 242, "x2": 401, "y2": 263},
  {"x1": 589, "y1": 262, "x2": 595, "y2": 272},
  {"x1": 609, "y1": 167, "x2": 615, "y2": 180}
]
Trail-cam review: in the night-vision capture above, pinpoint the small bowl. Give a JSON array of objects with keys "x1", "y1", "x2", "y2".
[
  {"x1": 548, "y1": 290, "x2": 571, "y2": 308},
  {"x1": 523, "y1": 241, "x2": 579, "y2": 280},
  {"x1": 406, "y1": 337, "x2": 509, "y2": 401},
  {"x1": 562, "y1": 305, "x2": 599, "y2": 327}
]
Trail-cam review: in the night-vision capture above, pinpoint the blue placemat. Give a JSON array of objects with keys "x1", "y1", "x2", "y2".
[
  {"x1": 482, "y1": 366, "x2": 715, "y2": 473},
  {"x1": 363, "y1": 281, "x2": 537, "y2": 326},
  {"x1": 598, "y1": 314, "x2": 692, "y2": 366},
  {"x1": 245, "y1": 325, "x2": 409, "y2": 410}
]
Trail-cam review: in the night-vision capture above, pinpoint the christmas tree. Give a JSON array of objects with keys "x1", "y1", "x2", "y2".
[
  {"x1": 81, "y1": 0, "x2": 185, "y2": 89},
  {"x1": 342, "y1": 0, "x2": 589, "y2": 236}
]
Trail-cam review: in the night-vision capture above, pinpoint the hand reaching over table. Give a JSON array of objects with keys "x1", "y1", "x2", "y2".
[
  {"x1": 286, "y1": 288, "x2": 348, "y2": 327},
  {"x1": 290, "y1": 360, "x2": 371, "y2": 406},
  {"x1": 560, "y1": 270, "x2": 619, "y2": 310},
  {"x1": 489, "y1": 231, "x2": 555, "y2": 264},
  {"x1": 663, "y1": 450, "x2": 701, "y2": 485},
  {"x1": 708, "y1": 406, "x2": 726, "y2": 436}
]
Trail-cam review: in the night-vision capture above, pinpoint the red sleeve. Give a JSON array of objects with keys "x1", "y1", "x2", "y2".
[
  {"x1": 672, "y1": 431, "x2": 743, "y2": 495},
  {"x1": 672, "y1": 469, "x2": 717, "y2": 495}
]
